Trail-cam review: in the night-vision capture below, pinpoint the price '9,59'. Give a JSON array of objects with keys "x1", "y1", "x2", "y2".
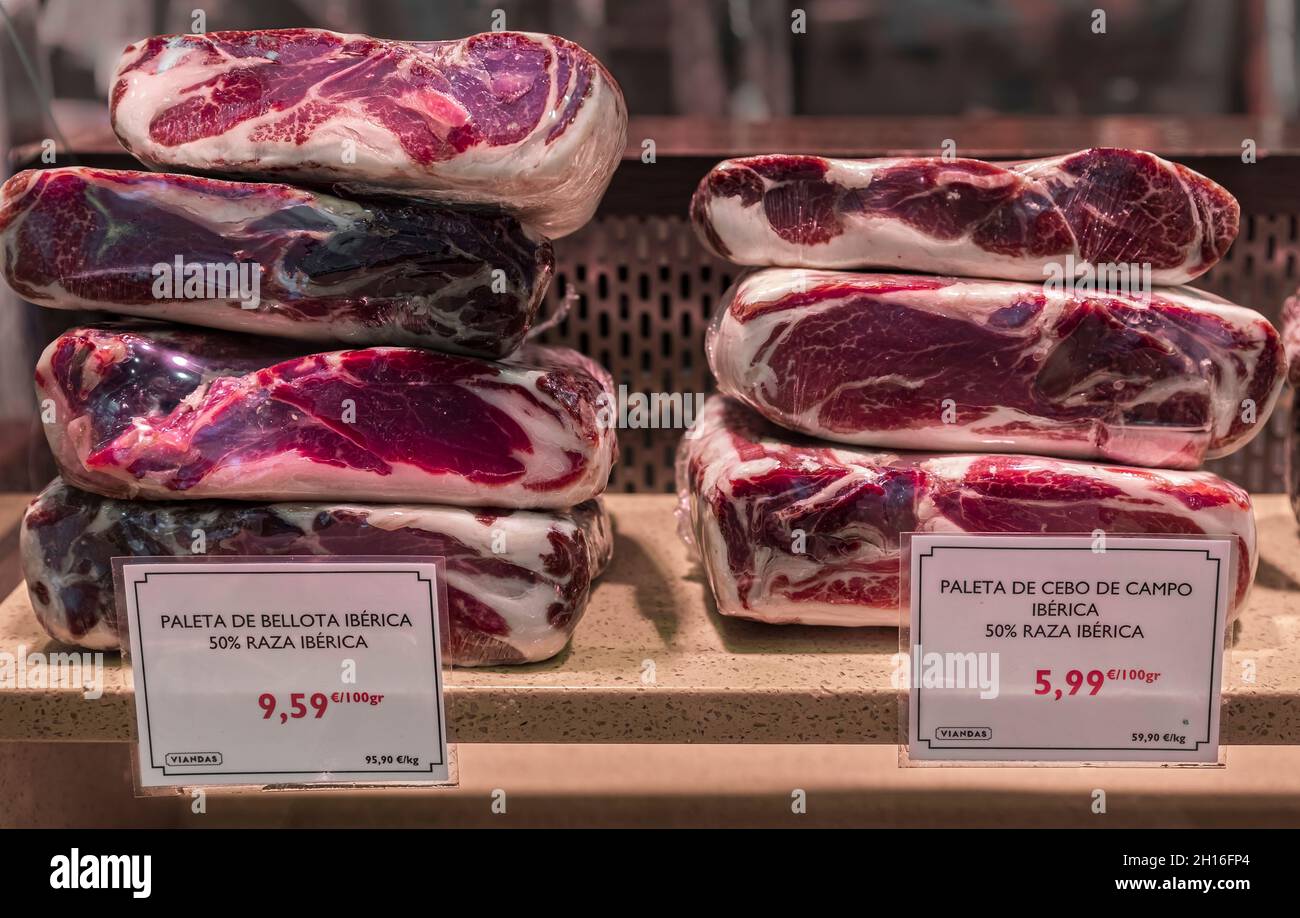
[{"x1": 258, "y1": 692, "x2": 329, "y2": 724}]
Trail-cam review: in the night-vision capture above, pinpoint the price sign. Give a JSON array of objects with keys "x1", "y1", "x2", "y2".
[
  {"x1": 904, "y1": 534, "x2": 1231, "y2": 764},
  {"x1": 117, "y1": 558, "x2": 451, "y2": 788}
]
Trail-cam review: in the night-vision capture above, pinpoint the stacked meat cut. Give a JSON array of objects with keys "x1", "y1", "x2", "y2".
[
  {"x1": 682, "y1": 148, "x2": 1285, "y2": 627},
  {"x1": 1280, "y1": 290, "x2": 1300, "y2": 521},
  {"x1": 2, "y1": 29, "x2": 628, "y2": 664}
]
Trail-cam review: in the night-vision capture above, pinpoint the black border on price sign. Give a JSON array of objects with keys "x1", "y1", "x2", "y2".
[
  {"x1": 913, "y1": 543, "x2": 1225, "y2": 754},
  {"x1": 114, "y1": 555, "x2": 456, "y2": 792}
]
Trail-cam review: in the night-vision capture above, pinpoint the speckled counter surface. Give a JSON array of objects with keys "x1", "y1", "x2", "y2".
[
  {"x1": 1, "y1": 493, "x2": 1297, "y2": 745},
  {"x1": 7, "y1": 742, "x2": 1300, "y2": 827}
]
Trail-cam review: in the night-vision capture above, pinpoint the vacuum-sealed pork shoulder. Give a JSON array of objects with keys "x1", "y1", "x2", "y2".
[
  {"x1": 37, "y1": 324, "x2": 617, "y2": 508},
  {"x1": 1281, "y1": 287, "x2": 1300, "y2": 520},
  {"x1": 692, "y1": 149, "x2": 1238, "y2": 284},
  {"x1": 0, "y1": 167, "x2": 553, "y2": 358},
  {"x1": 677, "y1": 397, "x2": 1257, "y2": 627},
  {"x1": 21, "y1": 478, "x2": 612, "y2": 665},
  {"x1": 709, "y1": 269, "x2": 1284, "y2": 469},
  {"x1": 1282, "y1": 285, "x2": 1300, "y2": 387},
  {"x1": 111, "y1": 29, "x2": 627, "y2": 237}
]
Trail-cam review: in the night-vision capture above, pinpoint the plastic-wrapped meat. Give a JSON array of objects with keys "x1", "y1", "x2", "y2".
[
  {"x1": 37, "y1": 324, "x2": 617, "y2": 508},
  {"x1": 709, "y1": 269, "x2": 1284, "y2": 469},
  {"x1": 21, "y1": 478, "x2": 612, "y2": 665},
  {"x1": 1291, "y1": 395, "x2": 1300, "y2": 524},
  {"x1": 691, "y1": 149, "x2": 1239, "y2": 284},
  {"x1": 0, "y1": 167, "x2": 553, "y2": 358},
  {"x1": 1282, "y1": 286, "x2": 1300, "y2": 387},
  {"x1": 677, "y1": 397, "x2": 1257, "y2": 627},
  {"x1": 111, "y1": 29, "x2": 627, "y2": 238},
  {"x1": 1282, "y1": 287, "x2": 1300, "y2": 520}
]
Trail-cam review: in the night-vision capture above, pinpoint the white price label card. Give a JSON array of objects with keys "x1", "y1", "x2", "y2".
[
  {"x1": 117, "y1": 558, "x2": 451, "y2": 788},
  {"x1": 904, "y1": 534, "x2": 1232, "y2": 764}
]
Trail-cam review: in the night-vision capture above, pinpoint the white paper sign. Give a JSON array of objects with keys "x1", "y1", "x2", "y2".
[
  {"x1": 905, "y1": 534, "x2": 1231, "y2": 764},
  {"x1": 118, "y1": 559, "x2": 450, "y2": 787}
]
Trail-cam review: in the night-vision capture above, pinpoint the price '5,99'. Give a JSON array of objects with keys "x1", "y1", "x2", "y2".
[{"x1": 1034, "y1": 669, "x2": 1104, "y2": 700}]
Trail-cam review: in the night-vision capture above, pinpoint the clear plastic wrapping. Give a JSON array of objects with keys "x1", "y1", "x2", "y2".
[
  {"x1": 1282, "y1": 286, "x2": 1300, "y2": 520},
  {"x1": 1290, "y1": 394, "x2": 1300, "y2": 522},
  {"x1": 707, "y1": 268, "x2": 1284, "y2": 469},
  {"x1": 23, "y1": 477, "x2": 612, "y2": 666},
  {"x1": 0, "y1": 167, "x2": 554, "y2": 358},
  {"x1": 111, "y1": 29, "x2": 628, "y2": 238},
  {"x1": 676, "y1": 396, "x2": 1257, "y2": 628},
  {"x1": 38, "y1": 323, "x2": 619, "y2": 508},
  {"x1": 690, "y1": 149, "x2": 1239, "y2": 284}
]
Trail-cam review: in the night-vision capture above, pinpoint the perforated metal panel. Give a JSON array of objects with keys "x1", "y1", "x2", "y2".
[
  {"x1": 538, "y1": 216, "x2": 736, "y2": 493},
  {"x1": 1195, "y1": 214, "x2": 1299, "y2": 492},
  {"x1": 540, "y1": 213, "x2": 1299, "y2": 494}
]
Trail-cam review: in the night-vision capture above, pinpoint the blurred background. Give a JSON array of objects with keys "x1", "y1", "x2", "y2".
[
  {"x1": 4, "y1": 0, "x2": 1298, "y2": 120},
  {"x1": 0, "y1": 0, "x2": 1298, "y2": 498},
  {"x1": 1, "y1": 0, "x2": 1297, "y2": 179}
]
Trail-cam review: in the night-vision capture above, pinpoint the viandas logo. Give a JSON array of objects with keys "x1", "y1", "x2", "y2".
[{"x1": 49, "y1": 849, "x2": 151, "y2": 898}]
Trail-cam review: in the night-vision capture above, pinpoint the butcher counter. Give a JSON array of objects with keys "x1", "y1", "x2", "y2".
[
  {"x1": 4, "y1": 115, "x2": 1300, "y2": 827},
  {"x1": 2, "y1": 492, "x2": 1299, "y2": 828}
]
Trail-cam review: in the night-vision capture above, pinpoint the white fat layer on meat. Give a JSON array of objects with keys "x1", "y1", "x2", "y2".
[
  {"x1": 677, "y1": 396, "x2": 1256, "y2": 628},
  {"x1": 1282, "y1": 292, "x2": 1300, "y2": 372},
  {"x1": 697, "y1": 152, "x2": 1216, "y2": 285},
  {"x1": 35, "y1": 335, "x2": 616, "y2": 509},
  {"x1": 29, "y1": 298, "x2": 354, "y2": 342},
  {"x1": 355, "y1": 503, "x2": 600, "y2": 662},
  {"x1": 0, "y1": 167, "x2": 335, "y2": 233},
  {"x1": 112, "y1": 31, "x2": 626, "y2": 237},
  {"x1": 19, "y1": 481, "x2": 612, "y2": 663},
  {"x1": 16, "y1": 264, "x2": 521, "y2": 352},
  {"x1": 917, "y1": 453, "x2": 1257, "y2": 583},
  {"x1": 695, "y1": 494, "x2": 897, "y2": 626},
  {"x1": 708, "y1": 269, "x2": 1281, "y2": 467}
]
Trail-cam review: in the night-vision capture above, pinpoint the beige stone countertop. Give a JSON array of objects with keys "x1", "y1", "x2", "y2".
[
  {"x1": 1, "y1": 493, "x2": 1298, "y2": 745},
  {"x1": 7, "y1": 741, "x2": 1300, "y2": 828}
]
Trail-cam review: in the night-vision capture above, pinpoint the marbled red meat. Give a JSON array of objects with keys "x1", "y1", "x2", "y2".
[
  {"x1": 691, "y1": 149, "x2": 1239, "y2": 284},
  {"x1": 111, "y1": 29, "x2": 626, "y2": 237},
  {"x1": 0, "y1": 167, "x2": 553, "y2": 357},
  {"x1": 37, "y1": 324, "x2": 617, "y2": 508},
  {"x1": 1282, "y1": 285, "x2": 1300, "y2": 387},
  {"x1": 1281, "y1": 287, "x2": 1300, "y2": 520},
  {"x1": 21, "y1": 478, "x2": 612, "y2": 665},
  {"x1": 710, "y1": 269, "x2": 1284, "y2": 468},
  {"x1": 677, "y1": 397, "x2": 1256, "y2": 626}
]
